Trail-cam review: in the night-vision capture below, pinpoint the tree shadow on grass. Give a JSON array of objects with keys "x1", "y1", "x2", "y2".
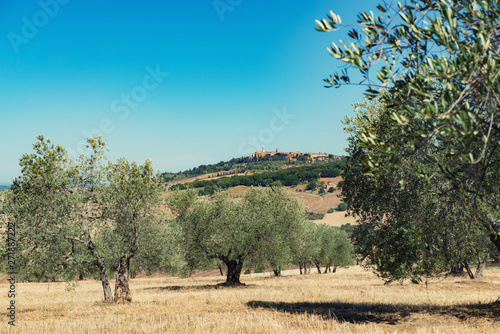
[
  {"x1": 145, "y1": 283, "x2": 256, "y2": 292},
  {"x1": 246, "y1": 300, "x2": 500, "y2": 324}
]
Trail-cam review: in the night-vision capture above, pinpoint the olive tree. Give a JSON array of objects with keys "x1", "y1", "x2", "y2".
[
  {"x1": 2, "y1": 136, "x2": 164, "y2": 303},
  {"x1": 316, "y1": 0, "x2": 500, "y2": 255},
  {"x1": 98, "y1": 158, "x2": 163, "y2": 303},
  {"x1": 2, "y1": 137, "x2": 93, "y2": 284},
  {"x1": 311, "y1": 224, "x2": 355, "y2": 274},
  {"x1": 340, "y1": 98, "x2": 495, "y2": 282},
  {"x1": 168, "y1": 187, "x2": 304, "y2": 285},
  {"x1": 289, "y1": 220, "x2": 318, "y2": 275}
]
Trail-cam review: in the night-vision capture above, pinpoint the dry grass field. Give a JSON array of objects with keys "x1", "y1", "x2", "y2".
[
  {"x1": 1, "y1": 265, "x2": 499, "y2": 333},
  {"x1": 317, "y1": 212, "x2": 357, "y2": 227}
]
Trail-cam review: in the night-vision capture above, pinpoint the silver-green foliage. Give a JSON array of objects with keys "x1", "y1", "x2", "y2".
[
  {"x1": 168, "y1": 187, "x2": 305, "y2": 284},
  {"x1": 340, "y1": 98, "x2": 495, "y2": 282},
  {"x1": 317, "y1": 0, "x2": 500, "y2": 261},
  {"x1": 1, "y1": 136, "x2": 165, "y2": 302},
  {"x1": 317, "y1": 0, "x2": 499, "y2": 160}
]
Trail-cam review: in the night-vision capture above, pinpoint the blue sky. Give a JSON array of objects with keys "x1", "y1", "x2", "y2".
[{"x1": 0, "y1": 0, "x2": 377, "y2": 183}]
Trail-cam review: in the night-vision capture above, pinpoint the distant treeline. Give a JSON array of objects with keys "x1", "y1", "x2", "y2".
[
  {"x1": 162, "y1": 157, "x2": 251, "y2": 182},
  {"x1": 170, "y1": 160, "x2": 345, "y2": 193},
  {"x1": 162, "y1": 154, "x2": 343, "y2": 182}
]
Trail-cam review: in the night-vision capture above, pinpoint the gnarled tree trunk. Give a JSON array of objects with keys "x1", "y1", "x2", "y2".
[
  {"x1": 223, "y1": 259, "x2": 244, "y2": 285},
  {"x1": 463, "y1": 262, "x2": 475, "y2": 279},
  {"x1": 84, "y1": 221, "x2": 112, "y2": 303},
  {"x1": 114, "y1": 255, "x2": 132, "y2": 304},
  {"x1": 475, "y1": 251, "x2": 490, "y2": 279},
  {"x1": 96, "y1": 259, "x2": 113, "y2": 302},
  {"x1": 218, "y1": 261, "x2": 224, "y2": 276}
]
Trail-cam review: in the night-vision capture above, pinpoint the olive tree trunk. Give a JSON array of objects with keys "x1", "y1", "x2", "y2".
[
  {"x1": 475, "y1": 251, "x2": 489, "y2": 279},
  {"x1": 96, "y1": 258, "x2": 113, "y2": 302},
  {"x1": 218, "y1": 261, "x2": 224, "y2": 276},
  {"x1": 114, "y1": 255, "x2": 132, "y2": 304},
  {"x1": 223, "y1": 259, "x2": 244, "y2": 285},
  {"x1": 271, "y1": 263, "x2": 281, "y2": 277},
  {"x1": 463, "y1": 262, "x2": 474, "y2": 279},
  {"x1": 84, "y1": 222, "x2": 112, "y2": 303}
]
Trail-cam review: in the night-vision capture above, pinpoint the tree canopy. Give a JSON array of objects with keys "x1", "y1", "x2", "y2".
[
  {"x1": 168, "y1": 187, "x2": 306, "y2": 285},
  {"x1": 316, "y1": 0, "x2": 499, "y2": 161},
  {"x1": 340, "y1": 98, "x2": 495, "y2": 282},
  {"x1": 1, "y1": 136, "x2": 164, "y2": 302},
  {"x1": 317, "y1": 0, "x2": 500, "y2": 274}
]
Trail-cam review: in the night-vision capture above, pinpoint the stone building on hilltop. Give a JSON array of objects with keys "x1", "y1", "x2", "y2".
[{"x1": 250, "y1": 146, "x2": 330, "y2": 161}]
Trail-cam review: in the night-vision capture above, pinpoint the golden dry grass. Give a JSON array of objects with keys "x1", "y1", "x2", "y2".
[
  {"x1": 316, "y1": 212, "x2": 357, "y2": 227},
  {"x1": 0, "y1": 266, "x2": 499, "y2": 333},
  {"x1": 293, "y1": 192, "x2": 342, "y2": 214}
]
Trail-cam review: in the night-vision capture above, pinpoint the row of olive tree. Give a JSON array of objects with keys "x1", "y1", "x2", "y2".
[
  {"x1": 0, "y1": 136, "x2": 355, "y2": 301},
  {"x1": 290, "y1": 221, "x2": 354, "y2": 275}
]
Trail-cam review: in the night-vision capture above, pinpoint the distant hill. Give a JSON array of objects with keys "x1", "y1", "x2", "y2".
[
  {"x1": 170, "y1": 160, "x2": 345, "y2": 194},
  {"x1": 162, "y1": 152, "x2": 343, "y2": 184}
]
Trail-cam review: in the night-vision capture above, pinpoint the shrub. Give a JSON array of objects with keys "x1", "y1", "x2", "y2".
[
  {"x1": 306, "y1": 180, "x2": 317, "y2": 191},
  {"x1": 270, "y1": 180, "x2": 283, "y2": 188},
  {"x1": 336, "y1": 203, "x2": 348, "y2": 211},
  {"x1": 306, "y1": 211, "x2": 325, "y2": 220}
]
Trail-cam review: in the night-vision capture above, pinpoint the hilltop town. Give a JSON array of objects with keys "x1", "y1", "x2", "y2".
[{"x1": 250, "y1": 146, "x2": 341, "y2": 161}]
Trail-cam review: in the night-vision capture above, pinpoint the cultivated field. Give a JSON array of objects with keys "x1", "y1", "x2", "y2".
[{"x1": 1, "y1": 266, "x2": 499, "y2": 333}]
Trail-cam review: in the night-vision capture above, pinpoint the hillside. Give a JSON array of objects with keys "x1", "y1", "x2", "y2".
[
  {"x1": 223, "y1": 177, "x2": 356, "y2": 226},
  {"x1": 161, "y1": 152, "x2": 343, "y2": 184},
  {"x1": 169, "y1": 160, "x2": 345, "y2": 193},
  {"x1": 163, "y1": 154, "x2": 355, "y2": 227}
]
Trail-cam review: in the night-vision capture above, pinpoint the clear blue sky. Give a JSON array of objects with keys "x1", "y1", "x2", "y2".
[{"x1": 0, "y1": 0, "x2": 377, "y2": 183}]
